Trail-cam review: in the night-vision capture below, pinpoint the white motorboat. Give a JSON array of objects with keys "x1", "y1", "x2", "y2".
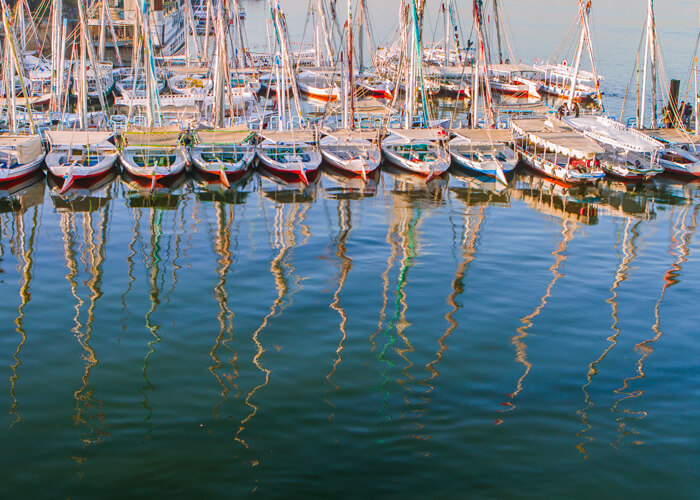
[{"x1": 449, "y1": 128, "x2": 517, "y2": 184}]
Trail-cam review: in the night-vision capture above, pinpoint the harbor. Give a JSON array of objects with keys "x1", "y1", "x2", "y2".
[{"x1": 3, "y1": 0, "x2": 700, "y2": 498}]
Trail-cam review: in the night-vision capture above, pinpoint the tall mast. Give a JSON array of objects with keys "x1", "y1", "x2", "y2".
[
  {"x1": 567, "y1": 0, "x2": 587, "y2": 108},
  {"x1": 494, "y1": 0, "x2": 503, "y2": 64},
  {"x1": 640, "y1": 0, "x2": 653, "y2": 128},
  {"x1": 347, "y1": 0, "x2": 355, "y2": 128},
  {"x1": 473, "y1": 0, "x2": 494, "y2": 127},
  {"x1": 50, "y1": 0, "x2": 63, "y2": 113}
]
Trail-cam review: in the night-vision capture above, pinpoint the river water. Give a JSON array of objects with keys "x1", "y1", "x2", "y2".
[{"x1": 3, "y1": 1, "x2": 700, "y2": 498}]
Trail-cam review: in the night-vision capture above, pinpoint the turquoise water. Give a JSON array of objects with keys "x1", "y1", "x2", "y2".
[
  {"x1": 2, "y1": 168, "x2": 700, "y2": 498},
  {"x1": 4, "y1": 1, "x2": 700, "y2": 498}
]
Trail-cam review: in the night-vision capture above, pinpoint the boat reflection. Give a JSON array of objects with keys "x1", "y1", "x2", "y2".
[
  {"x1": 611, "y1": 203, "x2": 698, "y2": 447},
  {"x1": 322, "y1": 167, "x2": 379, "y2": 200},
  {"x1": 325, "y1": 199, "x2": 353, "y2": 420},
  {"x1": 0, "y1": 172, "x2": 45, "y2": 214},
  {"x1": 237, "y1": 201, "x2": 310, "y2": 447},
  {"x1": 50, "y1": 171, "x2": 117, "y2": 212},
  {"x1": 513, "y1": 170, "x2": 598, "y2": 224},
  {"x1": 59, "y1": 203, "x2": 111, "y2": 461},
  {"x1": 6, "y1": 201, "x2": 41, "y2": 427},
  {"x1": 374, "y1": 192, "x2": 426, "y2": 424},
  {"x1": 449, "y1": 168, "x2": 511, "y2": 207},
  {"x1": 192, "y1": 169, "x2": 256, "y2": 197},
  {"x1": 210, "y1": 202, "x2": 242, "y2": 418},
  {"x1": 501, "y1": 216, "x2": 577, "y2": 416},
  {"x1": 577, "y1": 217, "x2": 642, "y2": 457}
]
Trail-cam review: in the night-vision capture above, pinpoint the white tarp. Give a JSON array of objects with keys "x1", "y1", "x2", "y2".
[
  {"x1": 563, "y1": 116, "x2": 662, "y2": 152},
  {"x1": 511, "y1": 118, "x2": 605, "y2": 159},
  {"x1": 46, "y1": 131, "x2": 114, "y2": 147}
]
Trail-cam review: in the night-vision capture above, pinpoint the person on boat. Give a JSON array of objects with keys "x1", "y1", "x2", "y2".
[
  {"x1": 678, "y1": 101, "x2": 686, "y2": 127},
  {"x1": 683, "y1": 103, "x2": 693, "y2": 129},
  {"x1": 662, "y1": 105, "x2": 673, "y2": 129},
  {"x1": 572, "y1": 102, "x2": 580, "y2": 117}
]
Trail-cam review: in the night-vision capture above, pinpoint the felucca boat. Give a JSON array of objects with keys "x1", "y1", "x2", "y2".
[
  {"x1": 563, "y1": 115, "x2": 664, "y2": 181},
  {"x1": 190, "y1": 126, "x2": 255, "y2": 187},
  {"x1": 449, "y1": 128, "x2": 517, "y2": 183},
  {"x1": 640, "y1": 129, "x2": 700, "y2": 179},
  {"x1": 0, "y1": 134, "x2": 45, "y2": 186},
  {"x1": 381, "y1": 128, "x2": 451, "y2": 181},
  {"x1": 512, "y1": 117, "x2": 605, "y2": 186},
  {"x1": 257, "y1": 130, "x2": 322, "y2": 185},
  {"x1": 320, "y1": 130, "x2": 381, "y2": 181},
  {"x1": 119, "y1": 126, "x2": 189, "y2": 190},
  {"x1": 45, "y1": 130, "x2": 118, "y2": 193}
]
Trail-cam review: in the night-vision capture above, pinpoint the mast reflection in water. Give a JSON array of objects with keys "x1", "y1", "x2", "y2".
[{"x1": 2, "y1": 169, "x2": 700, "y2": 498}]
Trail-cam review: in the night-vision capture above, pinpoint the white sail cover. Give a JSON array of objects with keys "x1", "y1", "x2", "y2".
[
  {"x1": 563, "y1": 116, "x2": 662, "y2": 152},
  {"x1": 511, "y1": 118, "x2": 605, "y2": 159}
]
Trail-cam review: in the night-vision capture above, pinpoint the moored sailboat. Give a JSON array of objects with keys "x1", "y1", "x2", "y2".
[
  {"x1": 191, "y1": 126, "x2": 255, "y2": 187},
  {"x1": 45, "y1": 131, "x2": 118, "y2": 193},
  {"x1": 512, "y1": 117, "x2": 605, "y2": 186}
]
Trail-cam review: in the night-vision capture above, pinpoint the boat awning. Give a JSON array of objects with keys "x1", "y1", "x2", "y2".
[
  {"x1": 451, "y1": 128, "x2": 513, "y2": 144},
  {"x1": 195, "y1": 125, "x2": 253, "y2": 144},
  {"x1": 123, "y1": 125, "x2": 183, "y2": 146},
  {"x1": 640, "y1": 128, "x2": 700, "y2": 145},
  {"x1": 387, "y1": 128, "x2": 447, "y2": 141},
  {"x1": 563, "y1": 116, "x2": 662, "y2": 152},
  {"x1": 259, "y1": 130, "x2": 317, "y2": 143},
  {"x1": 512, "y1": 118, "x2": 605, "y2": 159},
  {"x1": 45, "y1": 130, "x2": 114, "y2": 147},
  {"x1": 115, "y1": 95, "x2": 198, "y2": 108},
  {"x1": 0, "y1": 134, "x2": 43, "y2": 163},
  {"x1": 322, "y1": 129, "x2": 382, "y2": 141}
]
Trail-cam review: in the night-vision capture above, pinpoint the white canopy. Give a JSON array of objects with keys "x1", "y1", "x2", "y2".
[
  {"x1": 45, "y1": 131, "x2": 114, "y2": 147},
  {"x1": 259, "y1": 130, "x2": 316, "y2": 144},
  {"x1": 195, "y1": 125, "x2": 252, "y2": 145},
  {"x1": 451, "y1": 128, "x2": 513, "y2": 144},
  {"x1": 512, "y1": 118, "x2": 605, "y2": 159},
  {"x1": 387, "y1": 128, "x2": 447, "y2": 141},
  {"x1": 563, "y1": 116, "x2": 662, "y2": 152}
]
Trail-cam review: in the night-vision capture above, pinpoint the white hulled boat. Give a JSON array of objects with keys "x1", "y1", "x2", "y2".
[
  {"x1": 45, "y1": 131, "x2": 118, "y2": 193},
  {"x1": 563, "y1": 115, "x2": 664, "y2": 181},
  {"x1": 119, "y1": 126, "x2": 189, "y2": 190},
  {"x1": 320, "y1": 130, "x2": 381, "y2": 181},
  {"x1": 0, "y1": 135, "x2": 45, "y2": 186},
  {"x1": 257, "y1": 130, "x2": 322, "y2": 186},
  {"x1": 449, "y1": 128, "x2": 517, "y2": 183},
  {"x1": 190, "y1": 126, "x2": 255, "y2": 187},
  {"x1": 512, "y1": 117, "x2": 605, "y2": 186},
  {"x1": 381, "y1": 128, "x2": 451, "y2": 181}
]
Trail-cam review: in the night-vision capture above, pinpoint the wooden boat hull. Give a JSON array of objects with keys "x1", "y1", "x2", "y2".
[
  {"x1": 381, "y1": 135, "x2": 450, "y2": 179},
  {"x1": 45, "y1": 152, "x2": 118, "y2": 190},
  {"x1": 0, "y1": 154, "x2": 45, "y2": 185},
  {"x1": 320, "y1": 137, "x2": 381, "y2": 180},
  {"x1": 119, "y1": 146, "x2": 189, "y2": 187},
  {"x1": 517, "y1": 147, "x2": 604, "y2": 186},
  {"x1": 191, "y1": 146, "x2": 255, "y2": 184},
  {"x1": 256, "y1": 140, "x2": 322, "y2": 185}
]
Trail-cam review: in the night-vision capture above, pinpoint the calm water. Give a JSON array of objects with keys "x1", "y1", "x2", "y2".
[{"x1": 4, "y1": 1, "x2": 700, "y2": 498}]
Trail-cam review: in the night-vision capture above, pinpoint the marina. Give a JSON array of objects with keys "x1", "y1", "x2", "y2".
[{"x1": 3, "y1": 0, "x2": 700, "y2": 497}]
